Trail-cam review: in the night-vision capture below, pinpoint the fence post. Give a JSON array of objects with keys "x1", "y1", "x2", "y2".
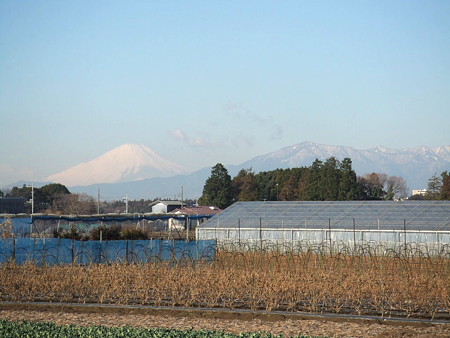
[
  {"x1": 259, "y1": 217, "x2": 263, "y2": 250},
  {"x1": 12, "y1": 238, "x2": 16, "y2": 263},
  {"x1": 291, "y1": 229, "x2": 294, "y2": 251},
  {"x1": 328, "y1": 219, "x2": 332, "y2": 256},
  {"x1": 437, "y1": 231, "x2": 440, "y2": 253},
  {"x1": 126, "y1": 240, "x2": 129, "y2": 264},
  {"x1": 353, "y1": 218, "x2": 356, "y2": 254},
  {"x1": 99, "y1": 237, "x2": 103, "y2": 264},
  {"x1": 71, "y1": 238, "x2": 74, "y2": 264},
  {"x1": 238, "y1": 218, "x2": 241, "y2": 247},
  {"x1": 403, "y1": 219, "x2": 407, "y2": 257}
]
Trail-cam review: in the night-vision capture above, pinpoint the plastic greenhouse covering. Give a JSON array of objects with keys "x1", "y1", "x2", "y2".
[{"x1": 196, "y1": 201, "x2": 450, "y2": 245}]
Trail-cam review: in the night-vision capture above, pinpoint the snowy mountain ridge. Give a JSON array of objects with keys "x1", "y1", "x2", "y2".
[
  {"x1": 40, "y1": 141, "x2": 450, "y2": 198},
  {"x1": 46, "y1": 144, "x2": 186, "y2": 187},
  {"x1": 239, "y1": 142, "x2": 450, "y2": 190}
]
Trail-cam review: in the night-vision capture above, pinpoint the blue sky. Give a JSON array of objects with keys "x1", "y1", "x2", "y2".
[{"x1": 1, "y1": 0, "x2": 449, "y2": 187}]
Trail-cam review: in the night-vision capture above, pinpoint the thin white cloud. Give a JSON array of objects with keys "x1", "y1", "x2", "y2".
[
  {"x1": 170, "y1": 129, "x2": 188, "y2": 142},
  {"x1": 170, "y1": 102, "x2": 285, "y2": 157},
  {"x1": 169, "y1": 129, "x2": 213, "y2": 148},
  {"x1": 190, "y1": 136, "x2": 208, "y2": 147},
  {"x1": 222, "y1": 101, "x2": 239, "y2": 112},
  {"x1": 230, "y1": 132, "x2": 254, "y2": 148},
  {"x1": 222, "y1": 101, "x2": 284, "y2": 132},
  {"x1": 222, "y1": 101, "x2": 267, "y2": 125}
]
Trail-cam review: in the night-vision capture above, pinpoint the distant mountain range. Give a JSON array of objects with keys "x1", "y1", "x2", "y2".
[
  {"x1": 46, "y1": 144, "x2": 186, "y2": 186},
  {"x1": 7, "y1": 142, "x2": 450, "y2": 200},
  {"x1": 238, "y1": 142, "x2": 450, "y2": 189}
]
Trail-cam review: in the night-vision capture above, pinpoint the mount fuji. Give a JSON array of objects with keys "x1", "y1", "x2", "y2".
[
  {"x1": 46, "y1": 144, "x2": 186, "y2": 187},
  {"x1": 37, "y1": 141, "x2": 450, "y2": 199}
]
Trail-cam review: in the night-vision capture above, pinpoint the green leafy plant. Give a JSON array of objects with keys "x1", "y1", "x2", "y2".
[{"x1": 0, "y1": 319, "x2": 315, "y2": 337}]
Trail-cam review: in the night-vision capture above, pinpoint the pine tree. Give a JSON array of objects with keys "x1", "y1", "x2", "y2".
[
  {"x1": 198, "y1": 163, "x2": 233, "y2": 209},
  {"x1": 426, "y1": 173, "x2": 442, "y2": 200},
  {"x1": 232, "y1": 169, "x2": 258, "y2": 201},
  {"x1": 338, "y1": 158, "x2": 359, "y2": 200}
]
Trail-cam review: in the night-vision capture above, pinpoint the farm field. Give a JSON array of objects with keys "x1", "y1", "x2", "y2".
[
  {"x1": 0, "y1": 248, "x2": 449, "y2": 320},
  {"x1": 0, "y1": 305, "x2": 449, "y2": 337}
]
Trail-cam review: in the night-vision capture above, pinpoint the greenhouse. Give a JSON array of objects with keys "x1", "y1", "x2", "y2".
[{"x1": 196, "y1": 201, "x2": 450, "y2": 250}]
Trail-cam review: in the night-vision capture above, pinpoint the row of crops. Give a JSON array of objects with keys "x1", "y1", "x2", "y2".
[
  {"x1": 0, "y1": 244, "x2": 448, "y2": 320},
  {"x1": 0, "y1": 320, "x2": 313, "y2": 338}
]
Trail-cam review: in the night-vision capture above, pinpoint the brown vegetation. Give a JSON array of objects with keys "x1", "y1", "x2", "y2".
[{"x1": 0, "y1": 249, "x2": 448, "y2": 320}]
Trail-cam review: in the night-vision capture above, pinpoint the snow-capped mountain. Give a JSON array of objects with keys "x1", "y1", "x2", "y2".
[
  {"x1": 46, "y1": 144, "x2": 186, "y2": 187},
  {"x1": 42, "y1": 141, "x2": 449, "y2": 199},
  {"x1": 239, "y1": 142, "x2": 450, "y2": 190}
]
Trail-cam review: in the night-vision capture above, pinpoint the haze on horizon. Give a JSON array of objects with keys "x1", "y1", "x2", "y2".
[{"x1": 1, "y1": 1, "x2": 449, "y2": 187}]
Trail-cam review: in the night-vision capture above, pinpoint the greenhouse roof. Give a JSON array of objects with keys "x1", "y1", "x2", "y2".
[{"x1": 199, "y1": 201, "x2": 450, "y2": 231}]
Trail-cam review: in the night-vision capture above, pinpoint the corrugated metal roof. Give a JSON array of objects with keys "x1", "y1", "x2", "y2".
[
  {"x1": 170, "y1": 206, "x2": 222, "y2": 216},
  {"x1": 198, "y1": 201, "x2": 450, "y2": 231}
]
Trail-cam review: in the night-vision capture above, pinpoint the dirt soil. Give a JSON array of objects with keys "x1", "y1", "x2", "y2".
[{"x1": 0, "y1": 304, "x2": 449, "y2": 338}]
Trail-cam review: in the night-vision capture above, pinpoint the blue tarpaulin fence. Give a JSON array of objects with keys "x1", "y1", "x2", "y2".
[
  {"x1": 0, "y1": 238, "x2": 216, "y2": 265},
  {"x1": 0, "y1": 217, "x2": 32, "y2": 237}
]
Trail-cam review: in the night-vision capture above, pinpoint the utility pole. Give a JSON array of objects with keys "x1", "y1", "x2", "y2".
[
  {"x1": 123, "y1": 194, "x2": 129, "y2": 213},
  {"x1": 97, "y1": 189, "x2": 100, "y2": 214},
  {"x1": 31, "y1": 183, "x2": 34, "y2": 215}
]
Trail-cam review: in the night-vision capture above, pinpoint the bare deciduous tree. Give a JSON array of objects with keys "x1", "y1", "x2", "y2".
[
  {"x1": 385, "y1": 175, "x2": 408, "y2": 200},
  {"x1": 51, "y1": 193, "x2": 96, "y2": 215},
  {"x1": 358, "y1": 173, "x2": 408, "y2": 200}
]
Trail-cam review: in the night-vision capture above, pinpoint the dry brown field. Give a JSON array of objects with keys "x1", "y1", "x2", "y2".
[
  {"x1": 1, "y1": 305, "x2": 450, "y2": 338},
  {"x1": 0, "y1": 249, "x2": 449, "y2": 320}
]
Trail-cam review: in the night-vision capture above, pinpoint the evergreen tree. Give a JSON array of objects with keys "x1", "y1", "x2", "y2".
[
  {"x1": 338, "y1": 158, "x2": 359, "y2": 200},
  {"x1": 297, "y1": 169, "x2": 311, "y2": 200},
  {"x1": 254, "y1": 171, "x2": 275, "y2": 201},
  {"x1": 41, "y1": 183, "x2": 70, "y2": 197},
  {"x1": 279, "y1": 168, "x2": 305, "y2": 201},
  {"x1": 321, "y1": 157, "x2": 340, "y2": 200},
  {"x1": 232, "y1": 169, "x2": 258, "y2": 201},
  {"x1": 41, "y1": 183, "x2": 71, "y2": 210},
  {"x1": 441, "y1": 171, "x2": 450, "y2": 200},
  {"x1": 426, "y1": 173, "x2": 442, "y2": 200},
  {"x1": 304, "y1": 159, "x2": 324, "y2": 200},
  {"x1": 269, "y1": 169, "x2": 291, "y2": 201},
  {"x1": 198, "y1": 163, "x2": 233, "y2": 209}
]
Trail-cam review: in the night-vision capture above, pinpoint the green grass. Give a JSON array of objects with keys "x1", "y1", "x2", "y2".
[{"x1": 0, "y1": 319, "x2": 318, "y2": 338}]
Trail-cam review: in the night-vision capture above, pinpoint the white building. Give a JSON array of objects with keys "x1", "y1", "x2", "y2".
[
  {"x1": 150, "y1": 200, "x2": 184, "y2": 214},
  {"x1": 412, "y1": 189, "x2": 427, "y2": 196}
]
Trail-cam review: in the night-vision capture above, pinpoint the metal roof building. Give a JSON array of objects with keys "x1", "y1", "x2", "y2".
[{"x1": 196, "y1": 201, "x2": 450, "y2": 248}]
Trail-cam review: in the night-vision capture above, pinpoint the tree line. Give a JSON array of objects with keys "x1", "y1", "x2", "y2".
[
  {"x1": 0, "y1": 184, "x2": 185, "y2": 215},
  {"x1": 198, "y1": 157, "x2": 450, "y2": 209},
  {"x1": 1, "y1": 157, "x2": 449, "y2": 214}
]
